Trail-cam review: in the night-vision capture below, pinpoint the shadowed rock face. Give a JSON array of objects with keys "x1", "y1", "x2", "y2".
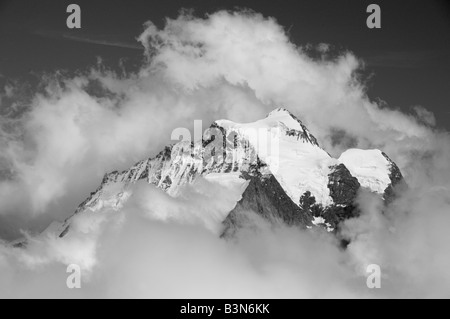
[
  {"x1": 223, "y1": 163, "x2": 366, "y2": 236},
  {"x1": 382, "y1": 152, "x2": 405, "y2": 204},
  {"x1": 319, "y1": 164, "x2": 362, "y2": 230},
  {"x1": 282, "y1": 164, "x2": 360, "y2": 233},
  {"x1": 221, "y1": 172, "x2": 313, "y2": 238},
  {"x1": 328, "y1": 164, "x2": 360, "y2": 206}
]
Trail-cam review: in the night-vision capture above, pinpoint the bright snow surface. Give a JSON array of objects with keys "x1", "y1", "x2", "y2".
[
  {"x1": 339, "y1": 148, "x2": 392, "y2": 194},
  {"x1": 216, "y1": 108, "x2": 337, "y2": 206}
]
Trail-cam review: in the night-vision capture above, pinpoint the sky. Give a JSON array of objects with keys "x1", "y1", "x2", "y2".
[
  {"x1": 0, "y1": 0, "x2": 450, "y2": 298},
  {"x1": 0, "y1": 0, "x2": 449, "y2": 129}
]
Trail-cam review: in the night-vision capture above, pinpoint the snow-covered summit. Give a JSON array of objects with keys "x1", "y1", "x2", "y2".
[
  {"x1": 215, "y1": 107, "x2": 335, "y2": 206},
  {"x1": 339, "y1": 149, "x2": 392, "y2": 194}
]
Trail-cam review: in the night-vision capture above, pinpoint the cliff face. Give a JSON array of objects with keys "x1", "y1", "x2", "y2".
[
  {"x1": 381, "y1": 152, "x2": 405, "y2": 204},
  {"x1": 221, "y1": 163, "x2": 362, "y2": 236},
  {"x1": 221, "y1": 172, "x2": 314, "y2": 238}
]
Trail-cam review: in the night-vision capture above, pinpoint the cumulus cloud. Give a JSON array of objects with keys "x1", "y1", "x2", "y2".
[{"x1": 0, "y1": 10, "x2": 449, "y2": 298}]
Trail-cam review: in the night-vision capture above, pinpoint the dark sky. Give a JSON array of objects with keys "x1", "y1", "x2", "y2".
[{"x1": 1, "y1": 0, "x2": 449, "y2": 129}]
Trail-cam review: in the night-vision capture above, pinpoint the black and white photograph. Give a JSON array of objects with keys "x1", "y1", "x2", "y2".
[{"x1": 0, "y1": 0, "x2": 449, "y2": 301}]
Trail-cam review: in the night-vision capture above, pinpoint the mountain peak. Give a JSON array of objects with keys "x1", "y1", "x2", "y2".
[
  {"x1": 27, "y1": 107, "x2": 404, "y2": 243},
  {"x1": 266, "y1": 107, "x2": 306, "y2": 126},
  {"x1": 266, "y1": 107, "x2": 295, "y2": 118}
]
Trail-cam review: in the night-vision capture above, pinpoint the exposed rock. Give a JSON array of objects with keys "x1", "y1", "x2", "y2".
[
  {"x1": 221, "y1": 172, "x2": 313, "y2": 238},
  {"x1": 327, "y1": 164, "x2": 360, "y2": 206},
  {"x1": 382, "y1": 152, "x2": 406, "y2": 204},
  {"x1": 292, "y1": 164, "x2": 361, "y2": 232}
]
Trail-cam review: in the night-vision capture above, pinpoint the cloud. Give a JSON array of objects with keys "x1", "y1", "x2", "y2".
[
  {"x1": 137, "y1": 10, "x2": 435, "y2": 164},
  {"x1": 0, "y1": 10, "x2": 449, "y2": 298},
  {"x1": 341, "y1": 171, "x2": 450, "y2": 298},
  {"x1": 0, "y1": 181, "x2": 369, "y2": 299},
  {"x1": 411, "y1": 105, "x2": 436, "y2": 127}
]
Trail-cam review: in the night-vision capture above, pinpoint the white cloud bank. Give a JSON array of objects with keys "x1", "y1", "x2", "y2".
[{"x1": 0, "y1": 10, "x2": 449, "y2": 298}]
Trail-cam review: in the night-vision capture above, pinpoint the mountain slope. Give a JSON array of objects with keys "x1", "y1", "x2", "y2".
[{"x1": 221, "y1": 171, "x2": 314, "y2": 238}]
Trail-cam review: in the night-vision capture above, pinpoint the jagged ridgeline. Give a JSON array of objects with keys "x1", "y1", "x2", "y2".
[{"x1": 20, "y1": 108, "x2": 404, "y2": 244}]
